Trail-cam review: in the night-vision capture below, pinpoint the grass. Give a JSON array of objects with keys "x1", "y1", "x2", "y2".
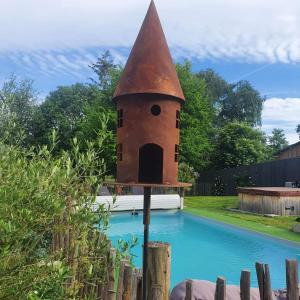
[{"x1": 184, "y1": 196, "x2": 300, "y2": 244}]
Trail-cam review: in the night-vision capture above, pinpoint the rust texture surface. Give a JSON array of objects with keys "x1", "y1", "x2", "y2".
[
  {"x1": 237, "y1": 187, "x2": 300, "y2": 197},
  {"x1": 113, "y1": 1, "x2": 185, "y2": 185},
  {"x1": 113, "y1": 0, "x2": 184, "y2": 101},
  {"x1": 116, "y1": 94, "x2": 180, "y2": 184}
]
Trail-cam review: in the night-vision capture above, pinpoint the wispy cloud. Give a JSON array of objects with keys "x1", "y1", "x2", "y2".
[
  {"x1": 0, "y1": 0, "x2": 299, "y2": 64},
  {"x1": 262, "y1": 98, "x2": 300, "y2": 144},
  {"x1": 2, "y1": 49, "x2": 111, "y2": 78}
]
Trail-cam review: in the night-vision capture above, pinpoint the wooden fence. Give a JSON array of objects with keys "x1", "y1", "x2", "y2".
[
  {"x1": 52, "y1": 226, "x2": 299, "y2": 300},
  {"x1": 193, "y1": 157, "x2": 300, "y2": 196},
  {"x1": 185, "y1": 260, "x2": 299, "y2": 300}
]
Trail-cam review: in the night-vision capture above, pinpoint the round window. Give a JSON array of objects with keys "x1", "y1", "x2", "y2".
[{"x1": 151, "y1": 105, "x2": 161, "y2": 116}]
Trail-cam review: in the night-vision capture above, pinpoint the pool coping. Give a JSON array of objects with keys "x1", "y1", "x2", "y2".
[{"x1": 183, "y1": 210, "x2": 300, "y2": 248}]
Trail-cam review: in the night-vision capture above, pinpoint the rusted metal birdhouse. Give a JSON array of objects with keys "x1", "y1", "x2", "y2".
[{"x1": 113, "y1": 0, "x2": 185, "y2": 185}]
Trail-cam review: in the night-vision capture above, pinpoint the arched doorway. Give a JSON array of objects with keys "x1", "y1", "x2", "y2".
[{"x1": 138, "y1": 143, "x2": 163, "y2": 183}]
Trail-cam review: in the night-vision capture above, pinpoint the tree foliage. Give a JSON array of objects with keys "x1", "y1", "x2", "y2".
[
  {"x1": 0, "y1": 127, "x2": 115, "y2": 299},
  {"x1": 297, "y1": 124, "x2": 300, "y2": 140},
  {"x1": 177, "y1": 61, "x2": 215, "y2": 171},
  {"x1": 89, "y1": 50, "x2": 122, "y2": 106},
  {"x1": 0, "y1": 75, "x2": 37, "y2": 144},
  {"x1": 30, "y1": 83, "x2": 100, "y2": 149},
  {"x1": 268, "y1": 128, "x2": 289, "y2": 155},
  {"x1": 197, "y1": 69, "x2": 265, "y2": 126},
  {"x1": 29, "y1": 52, "x2": 121, "y2": 175},
  {"x1": 76, "y1": 105, "x2": 117, "y2": 175},
  {"x1": 212, "y1": 122, "x2": 270, "y2": 169},
  {"x1": 1, "y1": 53, "x2": 272, "y2": 175}
]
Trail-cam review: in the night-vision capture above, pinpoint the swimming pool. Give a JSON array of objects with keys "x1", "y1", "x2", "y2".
[{"x1": 108, "y1": 210, "x2": 300, "y2": 288}]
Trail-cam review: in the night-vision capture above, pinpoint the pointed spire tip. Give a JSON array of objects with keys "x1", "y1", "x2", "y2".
[{"x1": 113, "y1": 0, "x2": 185, "y2": 101}]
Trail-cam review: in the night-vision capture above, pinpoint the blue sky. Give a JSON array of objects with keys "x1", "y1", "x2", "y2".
[{"x1": 1, "y1": 0, "x2": 300, "y2": 143}]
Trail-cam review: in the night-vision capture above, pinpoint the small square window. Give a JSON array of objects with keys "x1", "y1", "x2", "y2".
[
  {"x1": 174, "y1": 154, "x2": 179, "y2": 162},
  {"x1": 175, "y1": 144, "x2": 179, "y2": 162},
  {"x1": 176, "y1": 110, "x2": 180, "y2": 129},
  {"x1": 117, "y1": 143, "x2": 123, "y2": 161},
  {"x1": 117, "y1": 109, "x2": 123, "y2": 128}
]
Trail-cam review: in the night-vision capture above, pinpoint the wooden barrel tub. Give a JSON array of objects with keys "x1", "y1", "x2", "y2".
[{"x1": 237, "y1": 187, "x2": 300, "y2": 216}]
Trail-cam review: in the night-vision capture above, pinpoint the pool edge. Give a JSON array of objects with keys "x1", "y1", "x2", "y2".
[{"x1": 183, "y1": 209, "x2": 300, "y2": 248}]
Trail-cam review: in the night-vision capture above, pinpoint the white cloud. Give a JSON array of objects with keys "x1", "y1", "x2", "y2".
[
  {"x1": 262, "y1": 98, "x2": 300, "y2": 144},
  {"x1": 0, "y1": 0, "x2": 300, "y2": 63}
]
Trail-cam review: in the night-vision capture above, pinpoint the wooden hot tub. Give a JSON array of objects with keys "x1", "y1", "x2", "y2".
[{"x1": 237, "y1": 187, "x2": 300, "y2": 216}]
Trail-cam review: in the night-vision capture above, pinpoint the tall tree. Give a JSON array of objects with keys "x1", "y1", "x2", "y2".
[
  {"x1": 89, "y1": 50, "x2": 122, "y2": 108},
  {"x1": 0, "y1": 75, "x2": 37, "y2": 143},
  {"x1": 30, "y1": 83, "x2": 100, "y2": 149},
  {"x1": 197, "y1": 69, "x2": 265, "y2": 127},
  {"x1": 176, "y1": 61, "x2": 215, "y2": 171},
  {"x1": 197, "y1": 68, "x2": 228, "y2": 108},
  {"x1": 212, "y1": 121, "x2": 270, "y2": 169},
  {"x1": 76, "y1": 104, "x2": 116, "y2": 175},
  {"x1": 268, "y1": 128, "x2": 288, "y2": 155},
  {"x1": 297, "y1": 124, "x2": 300, "y2": 140},
  {"x1": 220, "y1": 81, "x2": 265, "y2": 126}
]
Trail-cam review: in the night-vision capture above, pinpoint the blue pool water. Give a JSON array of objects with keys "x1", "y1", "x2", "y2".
[{"x1": 108, "y1": 210, "x2": 300, "y2": 288}]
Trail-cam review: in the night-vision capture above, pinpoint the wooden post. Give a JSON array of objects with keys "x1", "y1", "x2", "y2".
[
  {"x1": 240, "y1": 270, "x2": 251, "y2": 300},
  {"x1": 146, "y1": 242, "x2": 171, "y2": 300},
  {"x1": 136, "y1": 269, "x2": 143, "y2": 300},
  {"x1": 143, "y1": 186, "x2": 151, "y2": 300},
  {"x1": 179, "y1": 187, "x2": 185, "y2": 210},
  {"x1": 215, "y1": 277, "x2": 226, "y2": 300},
  {"x1": 255, "y1": 263, "x2": 272, "y2": 300},
  {"x1": 286, "y1": 259, "x2": 299, "y2": 300},
  {"x1": 107, "y1": 248, "x2": 117, "y2": 300},
  {"x1": 132, "y1": 268, "x2": 138, "y2": 300},
  {"x1": 264, "y1": 264, "x2": 272, "y2": 300},
  {"x1": 185, "y1": 279, "x2": 193, "y2": 300},
  {"x1": 255, "y1": 263, "x2": 264, "y2": 300},
  {"x1": 122, "y1": 264, "x2": 133, "y2": 300},
  {"x1": 101, "y1": 241, "x2": 111, "y2": 299},
  {"x1": 117, "y1": 260, "x2": 128, "y2": 300}
]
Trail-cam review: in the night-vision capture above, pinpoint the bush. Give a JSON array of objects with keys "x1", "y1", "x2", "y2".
[
  {"x1": 234, "y1": 173, "x2": 255, "y2": 187},
  {"x1": 213, "y1": 176, "x2": 226, "y2": 196},
  {"x1": 178, "y1": 162, "x2": 198, "y2": 184},
  {"x1": 0, "y1": 128, "x2": 113, "y2": 298}
]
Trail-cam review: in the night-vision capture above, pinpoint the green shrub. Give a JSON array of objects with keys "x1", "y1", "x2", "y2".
[{"x1": 0, "y1": 122, "x2": 113, "y2": 298}]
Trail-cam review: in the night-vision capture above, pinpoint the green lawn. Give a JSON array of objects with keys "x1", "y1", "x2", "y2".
[{"x1": 184, "y1": 196, "x2": 300, "y2": 244}]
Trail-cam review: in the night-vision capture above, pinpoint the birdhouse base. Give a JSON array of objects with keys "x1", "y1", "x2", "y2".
[{"x1": 103, "y1": 181, "x2": 192, "y2": 188}]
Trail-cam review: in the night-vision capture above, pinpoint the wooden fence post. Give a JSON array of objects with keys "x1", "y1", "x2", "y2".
[
  {"x1": 122, "y1": 264, "x2": 133, "y2": 300},
  {"x1": 136, "y1": 269, "x2": 143, "y2": 300},
  {"x1": 131, "y1": 268, "x2": 138, "y2": 300},
  {"x1": 185, "y1": 279, "x2": 193, "y2": 300},
  {"x1": 101, "y1": 240, "x2": 111, "y2": 299},
  {"x1": 179, "y1": 187, "x2": 185, "y2": 209},
  {"x1": 215, "y1": 277, "x2": 226, "y2": 300},
  {"x1": 240, "y1": 270, "x2": 250, "y2": 300},
  {"x1": 286, "y1": 259, "x2": 299, "y2": 300},
  {"x1": 106, "y1": 248, "x2": 117, "y2": 300},
  {"x1": 255, "y1": 263, "x2": 272, "y2": 300},
  {"x1": 146, "y1": 242, "x2": 171, "y2": 300},
  {"x1": 117, "y1": 260, "x2": 128, "y2": 300}
]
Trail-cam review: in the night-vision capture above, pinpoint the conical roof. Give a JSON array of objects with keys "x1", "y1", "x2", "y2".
[{"x1": 113, "y1": 0, "x2": 185, "y2": 101}]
